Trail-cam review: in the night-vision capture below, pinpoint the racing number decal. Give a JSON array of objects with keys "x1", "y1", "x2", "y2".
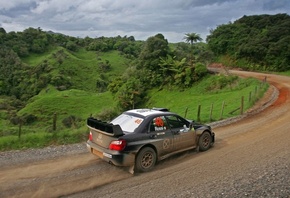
[
  {"x1": 154, "y1": 117, "x2": 167, "y2": 131},
  {"x1": 163, "y1": 139, "x2": 170, "y2": 149},
  {"x1": 135, "y1": 119, "x2": 142, "y2": 124}
]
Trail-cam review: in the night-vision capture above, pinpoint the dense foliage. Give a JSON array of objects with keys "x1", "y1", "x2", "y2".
[
  {"x1": 0, "y1": 28, "x2": 140, "y2": 100},
  {"x1": 207, "y1": 13, "x2": 290, "y2": 71},
  {"x1": 108, "y1": 33, "x2": 210, "y2": 110},
  {"x1": 0, "y1": 26, "x2": 212, "y2": 127}
]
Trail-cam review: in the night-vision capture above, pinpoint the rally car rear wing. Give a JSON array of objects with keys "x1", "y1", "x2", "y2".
[{"x1": 87, "y1": 117, "x2": 124, "y2": 136}]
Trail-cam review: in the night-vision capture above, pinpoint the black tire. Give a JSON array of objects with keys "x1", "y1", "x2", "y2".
[
  {"x1": 198, "y1": 131, "x2": 212, "y2": 151},
  {"x1": 135, "y1": 147, "x2": 156, "y2": 172}
]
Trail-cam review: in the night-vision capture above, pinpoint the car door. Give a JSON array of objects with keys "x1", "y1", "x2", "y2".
[
  {"x1": 165, "y1": 115, "x2": 197, "y2": 151},
  {"x1": 147, "y1": 116, "x2": 174, "y2": 157}
]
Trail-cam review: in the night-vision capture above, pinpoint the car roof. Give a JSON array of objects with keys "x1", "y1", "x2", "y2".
[{"x1": 125, "y1": 108, "x2": 171, "y2": 118}]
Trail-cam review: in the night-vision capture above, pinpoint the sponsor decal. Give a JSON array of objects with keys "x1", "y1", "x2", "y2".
[
  {"x1": 96, "y1": 133, "x2": 103, "y2": 144},
  {"x1": 163, "y1": 139, "x2": 170, "y2": 149}
]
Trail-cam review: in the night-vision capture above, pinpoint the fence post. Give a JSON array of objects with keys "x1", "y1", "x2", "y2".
[
  {"x1": 184, "y1": 107, "x2": 188, "y2": 118},
  {"x1": 220, "y1": 101, "x2": 225, "y2": 120},
  {"x1": 53, "y1": 112, "x2": 57, "y2": 131},
  {"x1": 197, "y1": 104, "x2": 201, "y2": 122},
  {"x1": 241, "y1": 96, "x2": 244, "y2": 115},
  {"x1": 210, "y1": 103, "x2": 213, "y2": 121},
  {"x1": 18, "y1": 119, "x2": 22, "y2": 139},
  {"x1": 255, "y1": 86, "x2": 258, "y2": 96},
  {"x1": 249, "y1": 91, "x2": 252, "y2": 102}
]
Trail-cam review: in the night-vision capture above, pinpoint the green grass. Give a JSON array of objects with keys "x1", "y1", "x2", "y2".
[
  {"x1": 146, "y1": 75, "x2": 268, "y2": 123},
  {"x1": 18, "y1": 86, "x2": 115, "y2": 124},
  {"x1": 22, "y1": 48, "x2": 130, "y2": 92},
  {"x1": 277, "y1": 71, "x2": 290, "y2": 76},
  {"x1": 57, "y1": 50, "x2": 129, "y2": 91},
  {"x1": 0, "y1": 75, "x2": 268, "y2": 151},
  {"x1": 0, "y1": 48, "x2": 131, "y2": 151},
  {"x1": 0, "y1": 87, "x2": 115, "y2": 150},
  {"x1": 22, "y1": 46, "x2": 63, "y2": 66},
  {"x1": 100, "y1": 51, "x2": 130, "y2": 75},
  {"x1": 0, "y1": 129, "x2": 87, "y2": 151}
]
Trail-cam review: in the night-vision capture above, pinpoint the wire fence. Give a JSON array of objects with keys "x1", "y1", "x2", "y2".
[{"x1": 184, "y1": 77, "x2": 268, "y2": 123}]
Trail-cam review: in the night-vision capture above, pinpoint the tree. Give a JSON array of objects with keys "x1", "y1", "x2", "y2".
[
  {"x1": 22, "y1": 27, "x2": 50, "y2": 53},
  {"x1": 0, "y1": 27, "x2": 6, "y2": 34},
  {"x1": 116, "y1": 78, "x2": 145, "y2": 110},
  {"x1": 0, "y1": 47, "x2": 23, "y2": 96},
  {"x1": 159, "y1": 55, "x2": 187, "y2": 86},
  {"x1": 207, "y1": 13, "x2": 290, "y2": 71},
  {"x1": 138, "y1": 34, "x2": 169, "y2": 86},
  {"x1": 139, "y1": 33, "x2": 169, "y2": 70},
  {"x1": 183, "y1": 33, "x2": 203, "y2": 45}
]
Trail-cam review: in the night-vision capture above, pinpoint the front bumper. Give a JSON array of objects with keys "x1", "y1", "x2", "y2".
[{"x1": 86, "y1": 141, "x2": 135, "y2": 167}]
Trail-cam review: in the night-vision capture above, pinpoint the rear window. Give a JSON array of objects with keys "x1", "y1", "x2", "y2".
[{"x1": 110, "y1": 114, "x2": 144, "y2": 133}]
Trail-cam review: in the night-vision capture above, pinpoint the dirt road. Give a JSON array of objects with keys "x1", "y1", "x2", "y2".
[{"x1": 0, "y1": 70, "x2": 289, "y2": 198}]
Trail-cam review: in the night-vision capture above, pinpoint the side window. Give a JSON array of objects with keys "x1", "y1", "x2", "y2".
[
  {"x1": 166, "y1": 115, "x2": 188, "y2": 129},
  {"x1": 149, "y1": 116, "x2": 168, "y2": 132}
]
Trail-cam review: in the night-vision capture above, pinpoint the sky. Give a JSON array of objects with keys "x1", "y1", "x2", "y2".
[{"x1": 0, "y1": 0, "x2": 290, "y2": 43}]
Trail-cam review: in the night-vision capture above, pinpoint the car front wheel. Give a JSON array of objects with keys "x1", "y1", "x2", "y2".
[
  {"x1": 198, "y1": 131, "x2": 212, "y2": 151},
  {"x1": 135, "y1": 147, "x2": 156, "y2": 172}
]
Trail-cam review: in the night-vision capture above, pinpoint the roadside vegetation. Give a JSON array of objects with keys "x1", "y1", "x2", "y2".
[
  {"x1": 0, "y1": 13, "x2": 288, "y2": 151},
  {"x1": 207, "y1": 13, "x2": 290, "y2": 72}
]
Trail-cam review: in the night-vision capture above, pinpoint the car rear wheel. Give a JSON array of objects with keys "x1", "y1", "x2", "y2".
[
  {"x1": 198, "y1": 131, "x2": 212, "y2": 151},
  {"x1": 135, "y1": 147, "x2": 156, "y2": 172}
]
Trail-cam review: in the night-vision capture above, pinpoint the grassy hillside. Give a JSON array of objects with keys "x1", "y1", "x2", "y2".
[
  {"x1": 0, "y1": 75, "x2": 268, "y2": 151},
  {"x1": 18, "y1": 86, "x2": 115, "y2": 125},
  {"x1": 146, "y1": 76, "x2": 267, "y2": 122},
  {"x1": 22, "y1": 47, "x2": 130, "y2": 92},
  {"x1": 0, "y1": 46, "x2": 270, "y2": 151}
]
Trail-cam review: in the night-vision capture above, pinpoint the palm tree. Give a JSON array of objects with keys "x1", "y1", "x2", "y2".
[
  {"x1": 183, "y1": 33, "x2": 203, "y2": 66},
  {"x1": 183, "y1": 33, "x2": 203, "y2": 45}
]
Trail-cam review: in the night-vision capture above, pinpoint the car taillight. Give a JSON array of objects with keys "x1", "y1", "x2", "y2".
[
  {"x1": 89, "y1": 131, "x2": 93, "y2": 141},
  {"x1": 109, "y1": 140, "x2": 126, "y2": 151}
]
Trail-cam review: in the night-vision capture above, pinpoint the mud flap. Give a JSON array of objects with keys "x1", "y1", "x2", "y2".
[{"x1": 128, "y1": 165, "x2": 135, "y2": 175}]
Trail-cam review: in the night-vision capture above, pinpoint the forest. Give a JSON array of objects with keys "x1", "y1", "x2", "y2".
[
  {"x1": 0, "y1": 27, "x2": 212, "y2": 111},
  {"x1": 207, "y1": 13, "x2": 290, "y2": 71}
]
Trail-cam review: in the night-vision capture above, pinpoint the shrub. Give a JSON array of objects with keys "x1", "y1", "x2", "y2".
[
  {"x1": 96, "y1": 108, "x2": 119, "y2": 122},
  {"x1": 62, "y1": 115, "x2": 82, "y2": 128}
]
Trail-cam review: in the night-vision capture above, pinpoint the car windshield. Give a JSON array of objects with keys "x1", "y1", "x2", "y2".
[{"x1": 110, "y1": 114, "x2": 144, "y2": 133}]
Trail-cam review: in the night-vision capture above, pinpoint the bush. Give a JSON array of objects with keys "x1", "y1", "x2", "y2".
[
  {"x1": 62, "y1": 115, "x2": 82, "y2": 128},
  {"x1": 23, "y1": 114, "x2": 38, "y2": 124},
  {"x1": 96, "y1": 108, "x2": 119, "y2": 122},
  {"x1": 9, "y1": 114, "x2": 37, "y2": 125},
  {"x1": 195, "y1": 62, "x2": 208, "y2": 77}
]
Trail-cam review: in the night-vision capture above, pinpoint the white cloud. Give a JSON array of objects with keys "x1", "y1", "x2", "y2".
[{"x1": 0, "y1": 0, "x2": 290, "y2": 43}]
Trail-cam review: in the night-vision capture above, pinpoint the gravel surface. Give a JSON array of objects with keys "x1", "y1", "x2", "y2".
[{"x1": 0, "y1": 143, "x2": 87, "y2": 167}]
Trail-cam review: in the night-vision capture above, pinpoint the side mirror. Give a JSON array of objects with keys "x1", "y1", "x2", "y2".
[
  {"x1": 180, "y1": 125, "x2": 189, "y2": 133},
  {"x1": 189, "y1": 122, "x2": 194, "y2": 130}
]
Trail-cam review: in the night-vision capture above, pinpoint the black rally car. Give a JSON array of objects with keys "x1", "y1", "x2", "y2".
[{"x1": 86, "y1": 108, "x2": 215, "y2": 173}]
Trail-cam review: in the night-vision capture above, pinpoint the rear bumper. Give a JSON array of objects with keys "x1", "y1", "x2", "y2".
[{"x1": 86, "y1": 141, "x2": 135, "y2": 167}]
